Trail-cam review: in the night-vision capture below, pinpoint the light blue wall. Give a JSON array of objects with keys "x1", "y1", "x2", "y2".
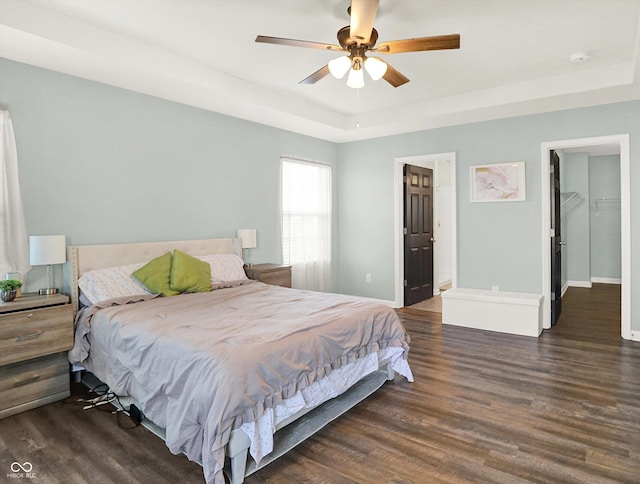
[
  {"x1": 2, "y1": 58, "x2": 639, "y2": 331},
  {"x1": 337, "y1": 101, "x2": 640, "y2": 332},
  {"x1": 563, "y1": 152, "x2": 591, "y2": 284},
  {"x1": 589, "y1": 155, "x2": 621, "y2": 279},
  {"x1": 0, "y1": 59, "x2": 338, "y2": 289}
]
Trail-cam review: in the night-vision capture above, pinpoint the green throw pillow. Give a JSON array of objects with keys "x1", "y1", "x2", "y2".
[
  {"x1": 170, "y1": 249, "x2": 212, "y2": 293},
  {"x1": 132, "y1": 252, "x2": 180, "y2": 296}
]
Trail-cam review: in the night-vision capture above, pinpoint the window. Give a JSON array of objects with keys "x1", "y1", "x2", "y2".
[{"x1": 281, "y1": 158, "x2": 331, "y2": 291}]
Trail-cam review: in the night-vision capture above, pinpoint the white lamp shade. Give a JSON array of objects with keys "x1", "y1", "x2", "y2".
[
  {"x1": 29, "y1": 235, "x2": 67, "y2": 265},
  {"x1": 236, "y1": 229, "x2": 257, "y2": 249},
  {"x1": 364, "y1": 57, "x2": 388, "y2": 80},
  {"x1": 346, "y1": 66, "x2": 365, "y2": 89},
  {"x1": 328, "y1": 56, "x2": 352, "y2": 79}
]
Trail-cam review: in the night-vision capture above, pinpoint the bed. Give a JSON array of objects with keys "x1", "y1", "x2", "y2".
[{"x1": 63, "y1": 238, "x2": 413, "y2": 484}]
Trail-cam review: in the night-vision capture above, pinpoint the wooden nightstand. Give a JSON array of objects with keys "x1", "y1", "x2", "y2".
[
  {"x1": 245, "y1": 264, "x2": 292, "y2": 288},
  {"x1": 0, "y1": 293, "x2": 74, "y2": 419}
]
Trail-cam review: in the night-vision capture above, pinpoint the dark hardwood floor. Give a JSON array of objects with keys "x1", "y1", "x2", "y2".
[{"x1": 1, "y1": 284, "x2": 638, "y2": 483}]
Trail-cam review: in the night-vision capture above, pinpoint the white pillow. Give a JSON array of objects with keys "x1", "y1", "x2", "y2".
[
  {"x1": 78, "y1": 262, "x2": 150, "y2": 305},
  {"x1": 196, "y1": 254, "x2": 248, "y2": 282}
]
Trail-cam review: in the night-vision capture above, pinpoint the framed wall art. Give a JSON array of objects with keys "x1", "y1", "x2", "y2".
[{"x1": 470, "y1": 161, "x2": 526, "y2": 202}]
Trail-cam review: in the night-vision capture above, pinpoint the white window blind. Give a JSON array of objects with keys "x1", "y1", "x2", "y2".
[{"x1": 281, "y1": 158, "x2": 331, "y2": 291}]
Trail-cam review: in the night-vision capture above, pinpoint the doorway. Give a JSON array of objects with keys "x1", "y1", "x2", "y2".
[
  {"x1": 394, "y1": 153, "x2": 457, "y2": 309},
  {"x1": 540, "y1": 135, "x2": 631, "y2": 339}
]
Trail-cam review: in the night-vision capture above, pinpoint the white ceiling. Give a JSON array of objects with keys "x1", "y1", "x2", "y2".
[{"x1": 1, "y1": 0, "x2": 639, "y2": 142}]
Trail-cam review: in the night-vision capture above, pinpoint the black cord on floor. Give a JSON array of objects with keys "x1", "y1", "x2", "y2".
[{"x1": 65, "y1": 380, "x2": 141, "y2": 430}]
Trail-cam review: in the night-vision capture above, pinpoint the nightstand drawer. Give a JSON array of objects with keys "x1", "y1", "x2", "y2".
[
  {"x1": 259, "y1": 270, "x2": 292, "y2": 288},
  {"x1": 0, "y1": 304, "x2": 74, "y2": 366},
  {"x1": 0, "y1": 352, "x2": 69, "y2": 418}
]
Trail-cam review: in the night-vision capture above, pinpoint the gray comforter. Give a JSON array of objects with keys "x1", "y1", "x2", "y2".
[{"x1": 69, "y1": 281, "x2": 411, "y2": 483}]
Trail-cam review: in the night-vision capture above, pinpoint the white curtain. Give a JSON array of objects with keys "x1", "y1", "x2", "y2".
[
  {"x1": 0, "y1": 108, "x2": 30, "y2": 278},
  {"x1": 281, "y1": 158, "x2": 332, "y2": 291}
]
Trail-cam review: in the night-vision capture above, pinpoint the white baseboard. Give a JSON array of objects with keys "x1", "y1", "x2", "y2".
[
  {"x1": 631, "y1": 331, "x2": 640, "y2": 342},
  {"x1": 561, "y1": 282, "x2": 569, "y2": 297},
  {"x1": 368, "y1": 298, "x2": 398, "y2": 308},
  {"x1": 591, "y1": 277, "x2": 622, "y2": 285},
  {"x1": 442, "y1": 288, "x2": 543, "y2": 337},
  {"x1": 438, "y1": 278, "x2": 452, "y2": 289},
  {"x1": 566, "y1": 280, "x2": 592, "y2": 288}
]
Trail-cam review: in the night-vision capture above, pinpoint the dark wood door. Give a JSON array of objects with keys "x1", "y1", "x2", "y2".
[
  {"x1": 404, "y1": 164, "x2": 434, "y2": 306},
  {"x1": 550, "y1": 150, "x2": 562, "y2": 326}
]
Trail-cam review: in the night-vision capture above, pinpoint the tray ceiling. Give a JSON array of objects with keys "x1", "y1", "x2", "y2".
[{"x1": 1, "y1": 0, "x2": 639, "y2": 142}]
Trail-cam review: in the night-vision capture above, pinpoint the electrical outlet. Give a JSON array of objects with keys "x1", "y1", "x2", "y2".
[
  {"x1": 492, "y1": 285, "x2": 499, "y2": 293},
  {"x1": 365, "y1": 273, "x2": 372, "y2": 283}
]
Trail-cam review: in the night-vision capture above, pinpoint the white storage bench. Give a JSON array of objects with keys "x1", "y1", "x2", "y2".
[{"x1": 442, "y1": 288, "x2": 543, "y2": 337}]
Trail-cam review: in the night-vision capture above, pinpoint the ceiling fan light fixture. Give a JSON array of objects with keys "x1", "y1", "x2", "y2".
[
  {"x1": 328, "y1": 55, "x2": 352, "y2": 79},
  {"x1": 346, "y1": 65, "x2": 365, "y2": 89},
  {"x1": 364, "y1": 56, "x2": 387, "y2": 80},
  {"x1": 256, "y1": 3, "x2": 460, "y2": 89}
]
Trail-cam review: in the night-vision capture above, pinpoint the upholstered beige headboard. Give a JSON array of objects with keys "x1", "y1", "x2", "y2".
[{"x1": 63, "y1": 237, "x2": 242, "y2": 315}]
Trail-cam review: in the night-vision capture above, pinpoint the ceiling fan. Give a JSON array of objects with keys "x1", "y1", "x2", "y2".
[{"x1": 255, "y1": 0, "x2": 460, "y2": 88}]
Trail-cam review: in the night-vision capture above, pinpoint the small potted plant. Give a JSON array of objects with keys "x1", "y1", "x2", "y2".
[{"x1": 0, "y1": 279, "x2": 22, "y2": 302}]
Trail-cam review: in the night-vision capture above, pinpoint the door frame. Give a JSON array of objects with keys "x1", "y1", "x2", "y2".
[
  {"x1": 394, "y1": 153, "x2": 458, "y2": 308},
  {"x1": 540, "y1": 134, "x2": 631, "y2": 339}
]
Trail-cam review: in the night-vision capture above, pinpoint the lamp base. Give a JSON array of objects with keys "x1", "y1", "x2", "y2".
[{"x1": 38, "y1": 288, "x2": 59, "y2": 295}]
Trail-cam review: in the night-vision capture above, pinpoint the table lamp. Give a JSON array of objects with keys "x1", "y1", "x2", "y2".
[
  {"x1": 236, "y1": 229, "x2": 257, "y2": 266},
  {"x1": 29, "y1": 235, "x2": 66, "y2": 295}
]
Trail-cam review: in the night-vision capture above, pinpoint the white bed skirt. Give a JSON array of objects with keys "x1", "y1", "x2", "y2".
[{"x1": 240, "y1": 346, "x2": 412, "y2": 465}]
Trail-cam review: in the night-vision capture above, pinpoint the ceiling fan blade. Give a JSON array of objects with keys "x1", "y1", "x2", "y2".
[
  {"x1": 299, "y1": 65, "x2": 331, "y2": 85},
  {"x1": 255, "y1": 35, "x2": 343, "y2": 51},
  {"x1": 382, "y1": 63, "x2": 410, "y2": 88},
  {"x1": 349, "y1": 0, "x2": 380, "y2": 44},
  {"x1": 376, "y1": 34, "x2": 460, "y2": 54}
]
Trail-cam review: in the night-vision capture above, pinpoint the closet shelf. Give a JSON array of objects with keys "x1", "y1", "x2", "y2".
[
  {"x1": 560, "y1": 191, "x2": 584, "y2": 213},
  {"x1": 592, "y1": 197, "x2": 621, "y2": 215}
]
